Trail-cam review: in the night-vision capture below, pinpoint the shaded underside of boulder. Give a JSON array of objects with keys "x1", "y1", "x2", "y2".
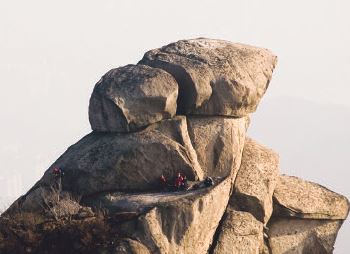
[
  {"x1": 89, "y1": 64, "x2": 178, "y2": 132},
  {"x1": 212, "y1": 208, "x2": 263, "y2": 254},
  {"x1": 267, "y1": 217, "x2": 343, "y2": 254},
  {"x1": 273, "y1": 175, "x2": 349, "y2": 220},
  {"x1": 186, "y1": 116, "x2": 248, "y2": 178},
  {"x1": 139, "y1": 38, "x2": 277, "y2": 116},
  {"x1": 231, "y1": 137, "x2": 279, "y2": 224},
  {"x1": 118, "y1": 177, "x2": 233, "y2": 254}
]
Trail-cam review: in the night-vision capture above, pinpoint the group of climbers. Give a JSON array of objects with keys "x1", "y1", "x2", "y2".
[
  {"x1": 52, "y1": 167, "x2": 214, "y2": 193},
  {"x1": 159, "y1": 173, "x2": 214, "y2": 192},
  {"x1": 160, "y1": 172, "x2": 189, "y2": 191}
]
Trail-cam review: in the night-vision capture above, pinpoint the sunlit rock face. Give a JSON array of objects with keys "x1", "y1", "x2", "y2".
[
  {"x1": 1, "y1": 39, "x2": 348, "y2": 254},
  {"x1": 140, "y1": 38, "x2": 277, "y2": 116}
]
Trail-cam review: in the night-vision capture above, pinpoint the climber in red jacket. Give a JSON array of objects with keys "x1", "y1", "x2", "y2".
[
  {"x1": 52, "y1": 167, "x2": 64, "y2": 177},
  {"x1": 175, "y1": 172, "x2": 184, "y2": 190}
]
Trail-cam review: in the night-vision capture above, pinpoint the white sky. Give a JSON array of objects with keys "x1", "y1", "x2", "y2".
[{"x1": 0, "y1": 0, "x2": 349, "y2": 252}]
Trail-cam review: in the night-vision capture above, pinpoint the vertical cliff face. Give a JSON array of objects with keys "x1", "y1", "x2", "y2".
[{"x1": 0, "y1": 38, "x2": 348, "y2": 254}]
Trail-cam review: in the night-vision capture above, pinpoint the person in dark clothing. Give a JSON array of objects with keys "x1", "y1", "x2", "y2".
[
  {"x1": 52, "y1": 167, "x2": 64, "y2": 177},
  {"x1": 204, "y1": 176, "x2": 214, "y2": 187},
  {"x1": 159, "y1": 174, "x2": 167, "y2": 191},
  {"x1": 182, "y1": 175, "x2": 188, "y2": 190},
  {"x1": 52, "y1": 167, "x2": 64, "y2": 193}
]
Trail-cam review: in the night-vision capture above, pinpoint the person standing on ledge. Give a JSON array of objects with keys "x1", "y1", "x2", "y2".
[
  {"x1": 52, "y1": 167, "x2": 64, "y2": 195},
  {"x1": 175, "y1": 172, "x2": 184, "y2": 191},
  {"x1": 159, "y1": 174, "x2": 167, "y2": 191}
]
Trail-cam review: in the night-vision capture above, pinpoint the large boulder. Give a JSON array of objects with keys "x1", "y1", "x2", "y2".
[
  {"x1": 113, "y1": 177, "x2": 233, "y2": 254},
  {"x1": 267, "y1": 218, "x2": 343, "y2": 254},
  {"x1": 186, "y1": 116, "x2": 248, "y2": 178},
  {"x1": 273, "y1": 175, "x2": 349, "y2": 220},
  {"x1": 212, "y1": 209, "x2": 263, "y2": 254},
  {"x1": 139, "y1": 38, "x2": 277, "y2": 116},
  {"x1": 230, "y1": 138, "x2": 279, "y2": 224},
  {"x1": 89, "y1": 64, "x2": 178, "y2": 132},
  {"x1": 16, "y1": 117, "x2": 203, "y2": 205}
]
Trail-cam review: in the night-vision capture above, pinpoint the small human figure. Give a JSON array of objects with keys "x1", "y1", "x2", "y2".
[
  {"x1": 204, "y1": 176, "x2": 214, "y2": 187},
  {"x1": 174, "y1": 172, "x2": 184, "y2": 190},
  {"x1": 52, "y1": 167, "x2": 64, "y2": 193},
  {"x1": 159, "y1": 174, "x2": 167, "y2": 191},
  {"x1": 52, "y1": 167, "x2": 64, "y2": 177},
  {"x1": 182, "y1": 175, "x2": 188, "y2": 190}
]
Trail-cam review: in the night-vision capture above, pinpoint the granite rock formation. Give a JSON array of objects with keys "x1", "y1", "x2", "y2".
[
  {"x1": 89, "y1": 64, "x2": 178, "y2": 132},
  {"x1": 0, "y1": 38, "x2": 348, "y2": 254},
  {"x1": 231, "y1": 137, "x2": 280, "y2": 224},
  {"x1": 139, "y1": 38, "x2": 277, "y2": 116},
  {"x1": 212, "y1": 208, "x2": 264, "y2": 254}
]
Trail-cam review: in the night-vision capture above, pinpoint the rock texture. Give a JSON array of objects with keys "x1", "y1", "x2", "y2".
[
  {"x1": 118, "y1": 177, "x2": 233, "y2": 254},
  {"x1": 213, "y1": 209, "x2": 263, "y2": 254},
  {"x1": 268, "y1": 218, "x2": 343, "y2": 254},
  {"x1": 231, "y1": 137, "x2": 279, "y2": 224},
  {"x1": 187, "y1": 116, "x2": 248, "y2": 178},
  {"x1": 1, "y1": 38, "x2": 349, "y2": 254},
  {"x1": 114, "y1": 239, "x2": 151, "y2": 254},
  {"x1": 7, "y1": 186, "x2": 82, "y2": 217},
  {"x1": 139, "y1": 38, "x2": 277, "y2": 116},
  {"x1": 40, "y1": 116, "x2": 203, "y2": 196},
  {"x1": 89, "y1": 64, "x2": 178, "y2": 132},
  {"x1": 273, "y1": 175, "x2": 350, "y2": 220}
]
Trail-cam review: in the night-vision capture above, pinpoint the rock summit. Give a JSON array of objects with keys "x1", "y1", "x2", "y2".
[{"x1": 0, "y1": 38, "x2": 348, "y2": 254}]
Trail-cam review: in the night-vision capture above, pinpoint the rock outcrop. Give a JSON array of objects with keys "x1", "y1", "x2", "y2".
[
  {"x1": 262, "y1": 175, "x2": 349, "y2": 253},
  {"x1": 89, "y1": 64, "x2": 178, "y2": 132},
  {"x1": 212, "y1": 208, "x2": 264, "y2": 254},
  {"x1": 118, "y1": 177, "x2": 232, "y2": 254},
  {"x1": 187, "y1": 116, "x2": 248, "y2": 178},
  {"x1": 41, "y1": 116, "x2": 203, "y2": 195},
  {"x1": 231, "y1": 137, "x2": 279, "y2": 224},
  {"x1": 268, "y1": 218, "x2": 343, "y2": 254},
  {"x1": 0, "y1": 38, "x2": 348, "y2": 254},
  {"x1": 139, "y1": 38, "x2": 277, "y2": 116},
  {"x1": 273, "y1": 175, "x2": 349, "y2": 220}
]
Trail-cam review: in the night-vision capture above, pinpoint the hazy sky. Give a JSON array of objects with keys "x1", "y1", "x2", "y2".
[{"x1": 0, "y1": 0, "x2": 349, "y2": 252}]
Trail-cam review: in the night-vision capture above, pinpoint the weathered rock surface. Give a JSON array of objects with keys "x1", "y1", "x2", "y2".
[
  {"x1": 231, "y1": 138, "x2": 279, "y2": 224},
  {"x1": 267, "y1": 218, "x2": 343, "y2": 254},
  {"x1": 89, "y1": 64, "x2": 178, "y2": 132},
  {"x1": 34, "y1": 117, "x2": 203, "y2": 197},
  {"x1": 187, "y1": 116, "x2": 248, "y2": 178},
  {"x1": 4, "y1": 186, "x2": 83, "y2": 219},
  {"x1": 116, "y1": 177, "x2": 232, "y2": 254},
  {"x1": 139, "y1": 38, "x2": 277, "y2": 116},
  {"x1": 114, "y1": 238, "x2": 151, "y2": 254},
  {"x1": 273, "y1": 175, "x2": 350, "y2": 220},
  {"x1": 213, "y1": 208, "x2": 263, "y2": 254}
]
